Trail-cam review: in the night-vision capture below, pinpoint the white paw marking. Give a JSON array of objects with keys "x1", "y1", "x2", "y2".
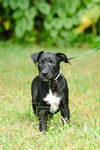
[{"x1": 61, "y1": 116, "x2": 68, "y2": 123}]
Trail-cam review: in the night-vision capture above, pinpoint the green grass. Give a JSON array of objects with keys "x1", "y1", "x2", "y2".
[{"x1": 0, "y1": 41, "x2": 100, "y2": 150}]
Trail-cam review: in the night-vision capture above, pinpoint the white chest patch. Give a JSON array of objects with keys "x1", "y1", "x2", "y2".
[{"x1": 43, "y1": 89, "x2": 61, "y2": 113}]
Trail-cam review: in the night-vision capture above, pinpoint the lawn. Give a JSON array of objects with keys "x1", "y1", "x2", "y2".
[{"x1": 0, "y1": 41, "x2": 100, "y2": 150}]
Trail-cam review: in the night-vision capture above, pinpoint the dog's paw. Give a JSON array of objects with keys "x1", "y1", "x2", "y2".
[{"x1": 61, "y1": 116, "x2": 70, "y2": 124}]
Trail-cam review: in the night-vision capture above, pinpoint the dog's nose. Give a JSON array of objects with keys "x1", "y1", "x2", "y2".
[{"x1": 42, "y1": 72, "x2": 48, "y2": 77}]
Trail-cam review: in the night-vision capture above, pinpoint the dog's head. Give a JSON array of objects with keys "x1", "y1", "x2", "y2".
[{"x1": 31, "y1": 51, "x2": 70, "y2": 81}]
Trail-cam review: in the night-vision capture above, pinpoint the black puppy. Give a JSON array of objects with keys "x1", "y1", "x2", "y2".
[{"x1": 31, "y1": 51, "x2": 70, "y2": 132}]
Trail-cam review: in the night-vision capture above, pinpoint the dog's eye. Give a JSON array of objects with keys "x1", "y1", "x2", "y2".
[
  {"x1": 39, "y1": 60, "x2": 44, "y2": 65},
  {"x1": 49, "y1": 62, "x2": 56, "y2": 65},
  {"x1": 42, "y1": 60, "x2": 45, "y2": 64}
]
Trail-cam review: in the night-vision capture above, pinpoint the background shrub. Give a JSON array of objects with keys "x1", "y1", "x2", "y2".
[{"x1": 0, "y1": 0, "x2": 100, "y2": 46}]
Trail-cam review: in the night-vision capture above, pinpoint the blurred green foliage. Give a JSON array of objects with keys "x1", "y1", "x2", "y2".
[{"x1": 0, "y1": 0, "x2": 100, "y2": 46}]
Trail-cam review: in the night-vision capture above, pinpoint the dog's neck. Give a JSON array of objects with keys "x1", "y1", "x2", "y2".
[
  {"x1": 41, "y1": 71, "x2": 61, "y2": 90},
  {"x1": 54, "y1": 71, "x2": 61, "y2": 81},
  {"x1": 48, "y1": 71, "x2": 61, "y2": 89}
]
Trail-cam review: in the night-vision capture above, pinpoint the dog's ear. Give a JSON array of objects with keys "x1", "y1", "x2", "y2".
[
  {"x1": 55, "y1": 52, "x2": 70, "y2": 64},
  {"x1": 31, "y1": 51, "x2": 44, "y2": 64}
]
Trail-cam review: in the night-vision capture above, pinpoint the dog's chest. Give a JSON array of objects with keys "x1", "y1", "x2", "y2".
[{"x1": 43, "y1": 89, "x2": 61, "y2": 113}]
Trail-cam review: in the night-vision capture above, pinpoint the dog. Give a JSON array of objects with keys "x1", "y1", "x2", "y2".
[{"x1": 31, "y1": 51, "x2": 70, "y2": 132}]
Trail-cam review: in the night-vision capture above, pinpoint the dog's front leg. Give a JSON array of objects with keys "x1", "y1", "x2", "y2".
[
  {"x1": 60, "y1": 102, "x2": 70, "y2": 124},
  {"x1": 39, "y1": 110, "x2": 47, "y2": 132}
]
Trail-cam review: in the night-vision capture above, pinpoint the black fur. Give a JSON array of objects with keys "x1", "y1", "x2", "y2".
[{"x1": 31, "y1": 51, "x2": 70, "y2": 132}]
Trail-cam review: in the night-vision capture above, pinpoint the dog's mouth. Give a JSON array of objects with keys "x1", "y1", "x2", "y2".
[
  {"x1": 42, "y1": 78, "x2": 50, "y2": 81},
  {"x1": 39, "y1": 72, "x2": 54, "y2": 81},
  {"x1": 39, "y1": 75, "x2": 53, "y2": 81}
]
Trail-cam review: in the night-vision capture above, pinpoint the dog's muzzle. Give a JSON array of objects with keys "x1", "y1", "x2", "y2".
[{"x1": 39, "y1": 69, "x2": 53, "y2": 81}]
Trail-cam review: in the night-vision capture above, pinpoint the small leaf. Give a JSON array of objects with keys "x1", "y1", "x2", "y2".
[
  {"x1": 37, "y1": 2, "x2": 51, "y2": 15},
  {"x1": 60, "y1": 29, "x2": 67, "y2": 38},
  {"x1": 52, "y1": 18, "x2": 63, "y2": 30},
  {"x1": 44, "y1": 21, "x2": 53, "y2": 30},
  {"x1": 13, "y1": 9, "x2": 24, "y2": 19},
  {"x1": 60, "y1": 30, "x2": 76, "y2": 42},
  {"x1": 50, "y1": 29, "x2": 58, "y2": 38},
  {"x1": 65, "y1": 0, "x2": 80, "y2": 16},
  {"x1": 72, "y1": 16, "x2": 79, "y2": 26},
  {"x1": 18, "y1": 0, "x2": 30, "y2": 10},
  {"x1": 9, "y1": 0, "x2": 19, "y2": 10},
  {"x1": 15, "y1": 18, "x2": 27, "y2": 37},
  {"x1": 24, "y1": 7, "x2": 37, "y2": 19},
  {"x1": 24, "y1": 32, "x2": 36, "y2": 42},
  {"x1": 2, "y1": 0, "x2": 9, "y2": 8},
  {"x1": 63, "y1": 18, "x2": 73, "y2": 29},
  {"x1": 44, "y1": 16, "x2": 53, "y2": 29},
  {"x1": 57, "y1": 8, "x2": 66, "y2": 18},
  {"x1": 26, "y1": 19, "x2": 34, "y2": 31},
  {"x1": 3, "y1": 20, "x2": 10, "y2": 30}
]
